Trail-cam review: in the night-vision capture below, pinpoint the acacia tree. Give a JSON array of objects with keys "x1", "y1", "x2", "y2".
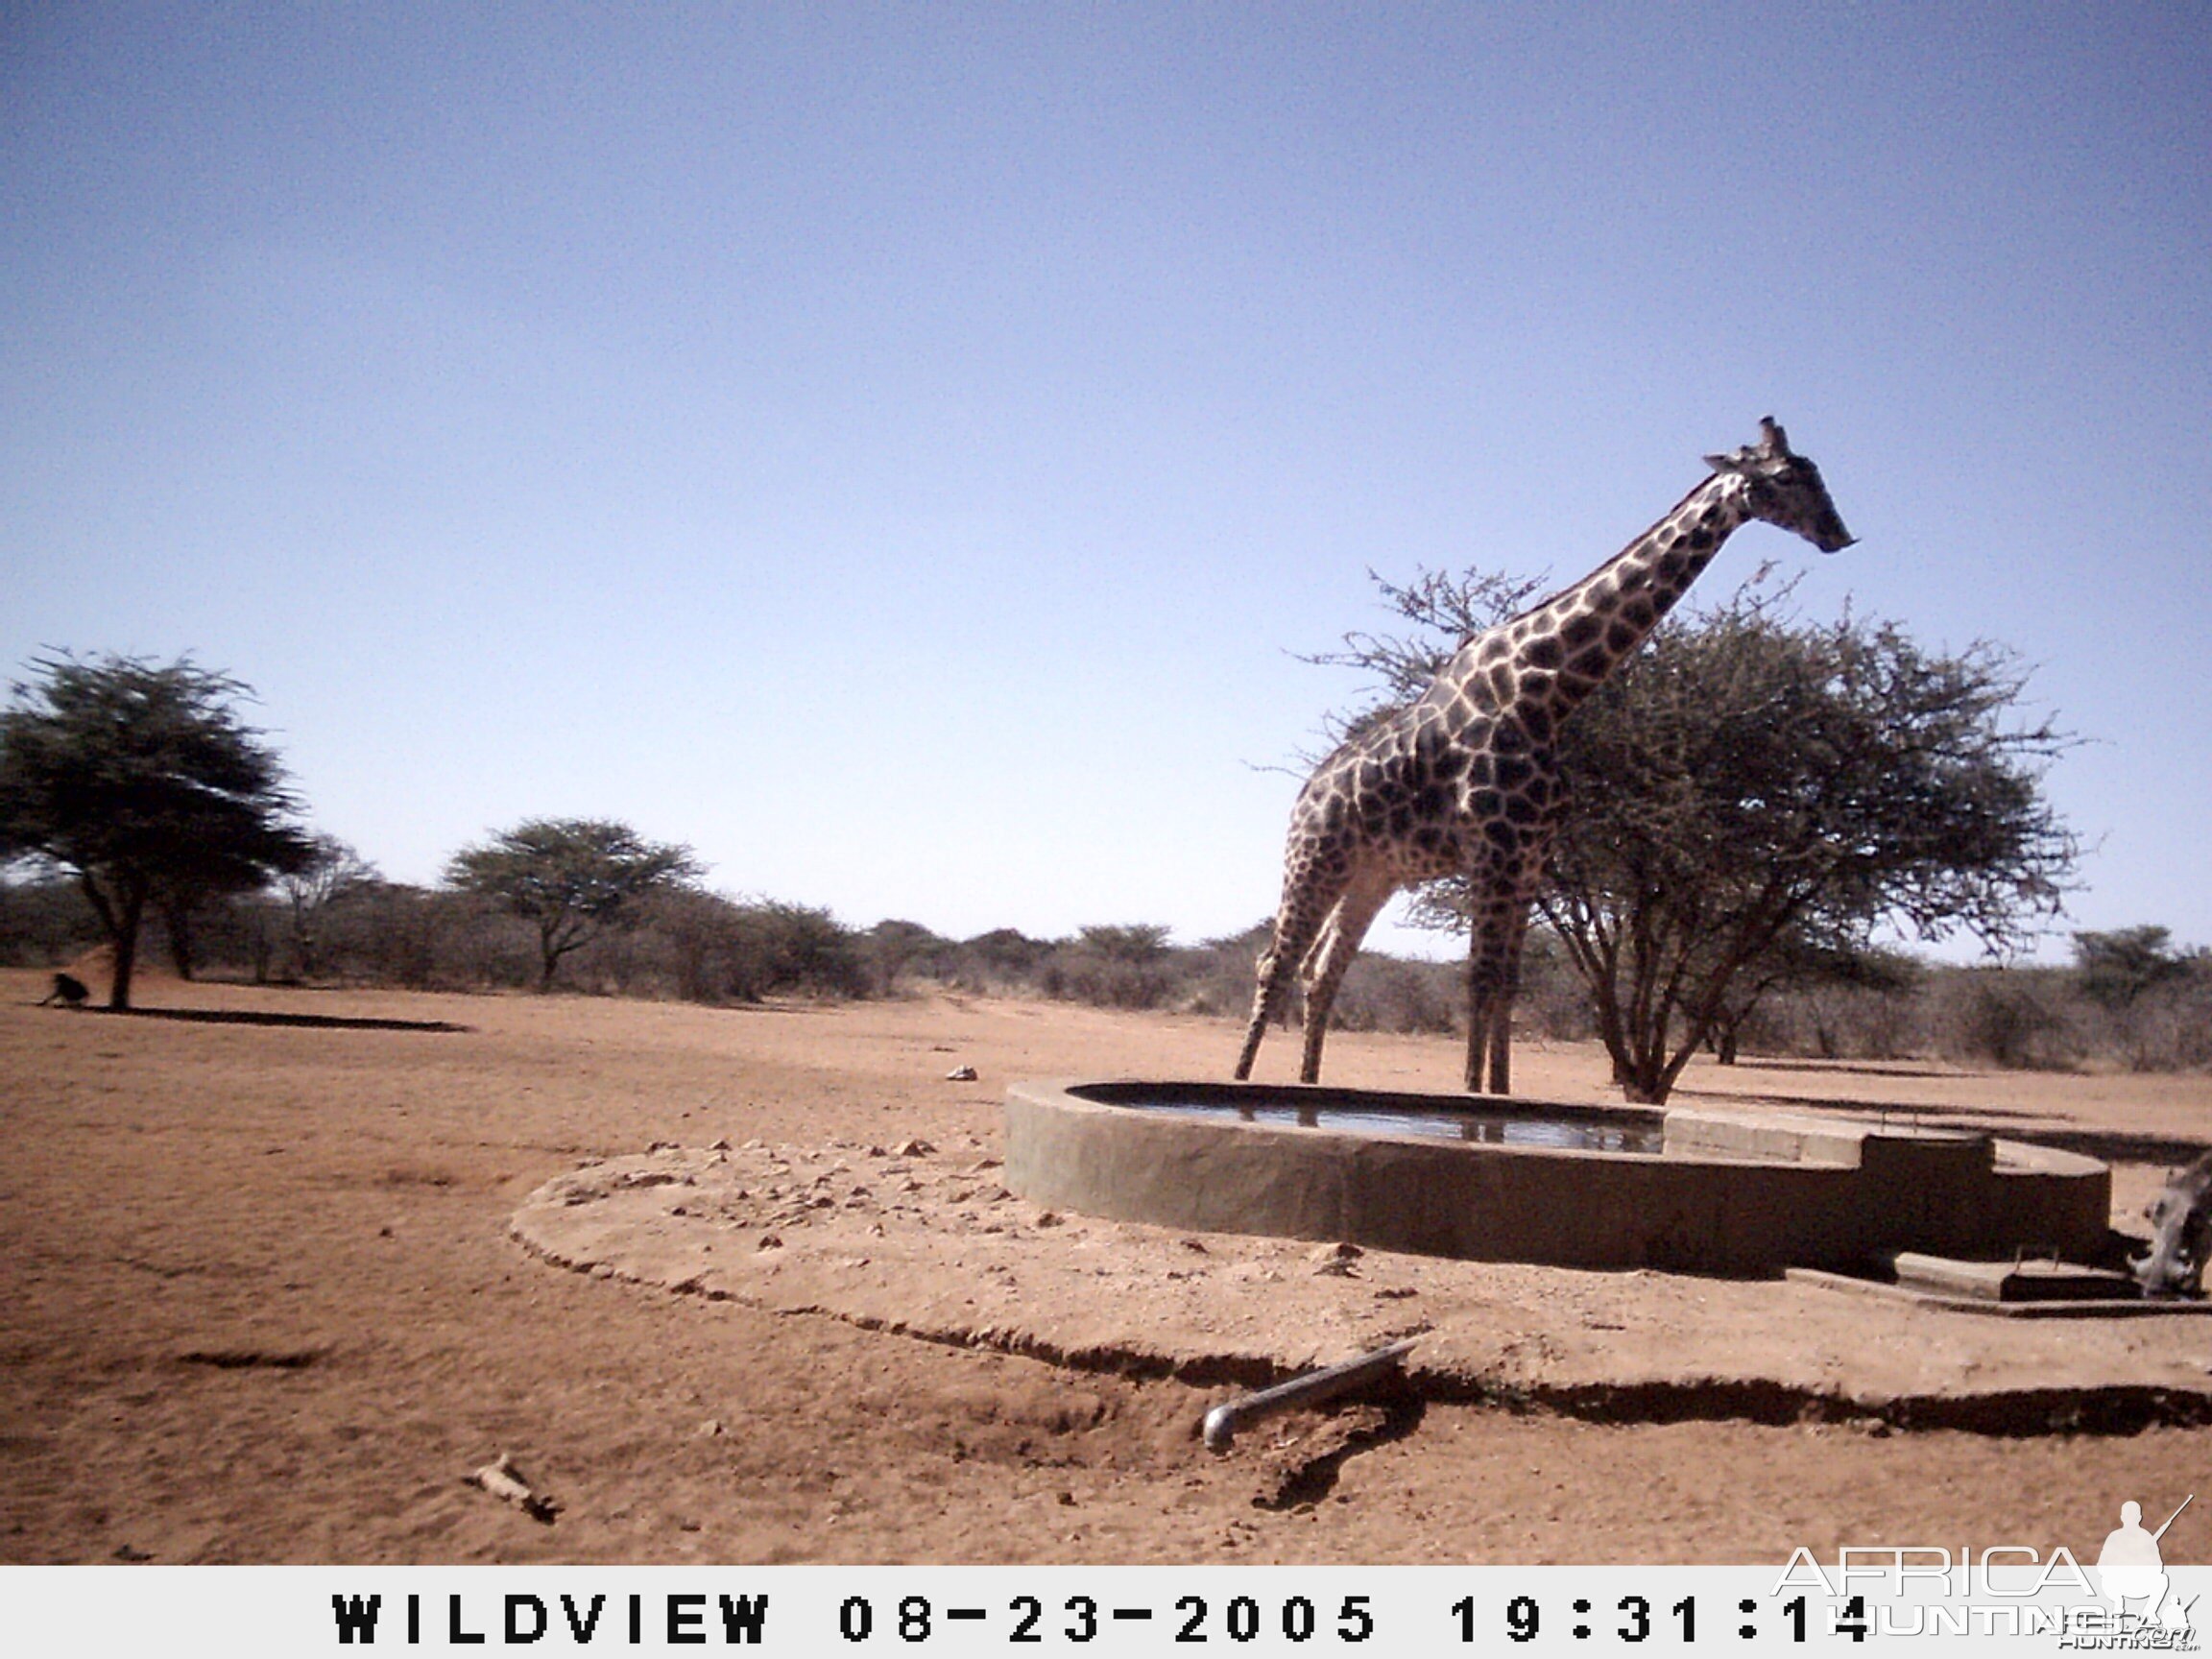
[
  {"x1": 2072, "y1": 926, "x2": 2195, "y2": 1012},
  {"x1": 277, "y1": 833, "x2": 381, "y2": 980},
  {"x1": 445, "y1": 817, "x2": 703, "y2": 990},
  {"x1": 0, "y1": 654, "x2": 316, "y2": 1008},
  {"x1": 1318, "y1": 573, "x2": 2078, "y2": 1101}
]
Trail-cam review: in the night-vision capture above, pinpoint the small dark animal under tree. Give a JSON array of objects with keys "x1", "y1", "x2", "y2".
[{"x1": 38, "y1": 972, "x2": 88, "y2": 1008}]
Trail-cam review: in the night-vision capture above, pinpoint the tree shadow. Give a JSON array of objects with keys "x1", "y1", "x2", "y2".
[
  {"x1": 2007, "y1": 1127, "x2": 2208, "y2": 1171},
  {"x1": 94, "y1": 1006, "x2": 470, "y2": 1034},
  {"x1": 1672, "y1": 1086, "x2": 1983, "y2": 1119},
  {"x1": 1722, "y1": 1057, "x2": 1964, "y2": 1081}
]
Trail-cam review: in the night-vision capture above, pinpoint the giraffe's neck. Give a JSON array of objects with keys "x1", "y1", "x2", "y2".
[{"x1": 1432, "y1": 471, "x2": 1754, "y2": 733}]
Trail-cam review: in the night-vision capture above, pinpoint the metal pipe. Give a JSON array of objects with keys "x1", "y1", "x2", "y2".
[{"x1": 1201, "y1": 1336, "x2": 1419, "y2": 1453}]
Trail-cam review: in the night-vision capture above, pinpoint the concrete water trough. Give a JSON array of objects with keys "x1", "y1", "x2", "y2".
[{"x1": 1003, "y1": 1079, "x2": 2110, "y2": 1277}]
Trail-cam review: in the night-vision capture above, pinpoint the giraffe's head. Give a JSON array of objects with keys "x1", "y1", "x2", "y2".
[{"x1": 1704, "y1": 418, "x2": 1855, "y2": 554}]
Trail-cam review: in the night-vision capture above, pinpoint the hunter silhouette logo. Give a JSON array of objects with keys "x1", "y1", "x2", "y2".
[
  {"x1": 1776, "y1": 1492, "x2": 2202, "y2": 1643},
  {"x1": 2096, "y1": 1496, "x2": 2194, "y2": 1633}
]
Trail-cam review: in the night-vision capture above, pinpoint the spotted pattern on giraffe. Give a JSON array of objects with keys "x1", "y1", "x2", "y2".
[{"x1": 1235, "y1": 419, "x2": 1855, "y2": 1094}]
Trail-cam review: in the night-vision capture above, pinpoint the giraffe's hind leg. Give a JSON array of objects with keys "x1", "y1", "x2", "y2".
[{"x1": 1296, "y1": 878, "x2": 1394, "y2": 1085}]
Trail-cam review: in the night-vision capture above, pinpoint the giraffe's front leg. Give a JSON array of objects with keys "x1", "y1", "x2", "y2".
[
  {"x1": 1491, "y1": 901, "x2": 1531, "y2": 1094},
  {"x1": 1481, "y1": 998, "x2": 1512, "y2": 1094},
  {"x1": 1464, "y1": 975, "x2": 1497, "y2": 1094},
  {"x1": 1463, "y1": 894, "x2": 1530, "y2": 1095}
]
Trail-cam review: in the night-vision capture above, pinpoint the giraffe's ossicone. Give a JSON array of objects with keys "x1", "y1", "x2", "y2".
[{"x1": 1235, "y1": 418, "x2": 1855, "y2": 1094}]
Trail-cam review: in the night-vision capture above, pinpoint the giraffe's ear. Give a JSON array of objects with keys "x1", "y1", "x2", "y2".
[{"x1": 1710, "y1": 418, "x2": 1793, "y2": 473}]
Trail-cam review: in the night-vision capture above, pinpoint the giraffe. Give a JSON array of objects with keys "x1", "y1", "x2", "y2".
[{"x1": 1235, "y1": 418, "x2": 1855, "y2": 1094}]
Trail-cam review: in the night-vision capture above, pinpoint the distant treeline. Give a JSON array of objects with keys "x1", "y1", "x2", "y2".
[{"x1": 3, "y1": 874, "x2": 2206, "y2": 1075}]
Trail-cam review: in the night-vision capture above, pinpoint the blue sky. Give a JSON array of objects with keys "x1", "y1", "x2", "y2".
[{"x1": 5, "y1": 4, "x2": 2207, "y2": 960}]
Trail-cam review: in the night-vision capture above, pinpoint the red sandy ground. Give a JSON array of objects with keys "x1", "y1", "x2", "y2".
[{"x1": 5, "y1": 968, "x2": 2212, "y2": 1565}]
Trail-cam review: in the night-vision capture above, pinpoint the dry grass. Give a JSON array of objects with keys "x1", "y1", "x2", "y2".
[{"x1": 5, "y1": 969, "x2": 2212, "y2": 1565}]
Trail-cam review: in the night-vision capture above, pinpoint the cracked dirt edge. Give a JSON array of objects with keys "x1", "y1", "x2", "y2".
[{"x1": 512, "y1": 1146, "x2": 2212, "y2": 1438}]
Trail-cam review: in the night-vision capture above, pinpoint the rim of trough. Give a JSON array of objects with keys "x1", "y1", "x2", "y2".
[{"x1": 1008, "y1": 1077, "x2": 2110, "y2": 1178}]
